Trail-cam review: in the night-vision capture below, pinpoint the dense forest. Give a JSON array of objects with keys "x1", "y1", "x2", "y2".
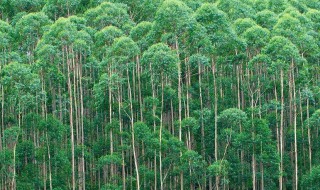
[{"x1": 0, "y1": 0, "x2": 320, "y2": 189}]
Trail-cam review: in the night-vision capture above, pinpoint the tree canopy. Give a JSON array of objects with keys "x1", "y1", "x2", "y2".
[{"x1": 0, "y1": 0, "x2": 319, "y2": 190}]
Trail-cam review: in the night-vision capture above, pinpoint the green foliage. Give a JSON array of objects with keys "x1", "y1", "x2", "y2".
[
  {"x1": 195, "y1": 3, "x2": 243, "y2": 55},
  {"x1": 130, "y1": 21, "x2": 153, "y2": 51},
  {"x1": 218, "y1": 0, "x2": 256, "y2": 20},
  {"x1": 43, "y1": 0, "x2": 82, "y2": 19},
  {"x1": 111, "y1": 36, "x2": 139, "y2": 64},
  {"x1": 262, "y1": 36, "x2": 300, "y2": 70},
  {"x1": 11, "y1": 0, "x2": 45, "y2": 13},
  {"x1": 302, "y1": 165, "x2": 320, "y2": 189},
  {"x1": 84, "y1": 2, "x2": 133, "y2": 31},
  {"x1": 142, "y1": 43, "x2": 178, "y2": 82},
  {"x1": 98, "y1": 154, "x2": 122, "y2": 167},
  {"x1": 208, "y1": 160, "x2": 229, "y2": 177},
  {"x1": 218, "y1": 108, "x2": 247, "y2": 128},
  {"x1": 255, "y1": 10, "x2": 278, "y2": 30},
  {"x1": 0, "y1": 1, "x2": 319, "y2": 189}
]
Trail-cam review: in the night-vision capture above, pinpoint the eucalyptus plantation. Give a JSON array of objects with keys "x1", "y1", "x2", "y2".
[{"x1": 0, "y1": 0, "x2": 319, "y2": 190}]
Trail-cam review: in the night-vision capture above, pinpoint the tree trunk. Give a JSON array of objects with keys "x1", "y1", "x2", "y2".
[
  {"x1": 118, "y1": 85, "x2": 126, "y2": 190},
  {"x1": 280, "y1": 69, "x2": 284, "y2": 190},
  {"x1": 66, "y1": 46, "x2": 76, "y2": 190},
  {"x1": 175, "y1": 36, "x2": 183, "y2": 190},
  {"x1": 307, "y1": 98, "x2": 311, "y2": 171},
  {"x1": 212, "y1": 59, "x2": 219, "y2": 190},
  {"x1": 292, "y1": 60, "x2": 298, "y2": 190},
  {"x1": 127, "y1": 67, "x2": 140, "y2": 190}
]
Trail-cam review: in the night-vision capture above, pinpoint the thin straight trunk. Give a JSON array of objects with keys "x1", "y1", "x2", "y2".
[
  {"x1": 252, "y1": 153, "x2": 256, "y2": 190},
  {"x1": 274, "y1": 78, "x2": 281, "y2": 189},
  {"x1": 258, "y1": 68, "x2": 264, "y2": 190},
  {"x1": 280, "y1": 69, "x2": 284, "y2": 190},
  {"x1": 67, "y1": 46, "x2": 76, "y2": 190},
  {"x1": 160, "y1": 74, "x2": 164, "y2": 190},
  {"x1": 307, "y1": 98, "x2": 311, "y2": 171},
  {"x1": 251, "y1": 94, "x2": 256, "y2": 190},
  {"x1": 43, "y1": 74, "x2": 53, "y2": 190},
  {"x1": 175, "y1": 36, "x2": 183, "y2": 190},
  {"x1": 11, "y1": 102, "x2": 21, "y2": 190},
  {"x1": 136, "y1": 56, "x2": 143, "y2": 121},
  {"x1": 73, "y1": 51, "x2": 82, "y2": 190},
  {"x1": 186, "y1": 58, "x2": 190, "y2": 118},
  {"x1": 171, "y1": 99, "x2": 174, "y2": 135},
  {"x1": 199, "y1": 63, "x2": 205, "y2": 157},
  {"x1": 46, "y1": 133, "x2": 53, "y2": 190},
  {"x1": 118, "y1": 85, "x2": 126, "y2": 190},
  {"x1": 237, "y1": 64, "x2": 244, "y2": 190},
  {"x1": 298, "y1": 90, "x2": 306, "y2": 169},
  {"x1": 0, "y1": 60, "x2": 3, "y2": 152},
  {"x1": 58, "y1": 84, "x2": 63, "y2": 121},
  {"x1": 79, "y1": 56, "x2": 85, "y2": 190},
  {"x1": 150, "y1": 64, "x2": 157, "y2": 190},
  {"x1": 127, "y1": 67, "x2": 140, "y2": 190},
  {"x1": 212, "y1": 59, "x2": 219, "y2": 190},
  {"x1": 12, "y1": 142, "x2": 17, "y2": 190},
  {"x1": 109, "y1": 64, "x2": 114, "y2": 180},
  {"x1": 292, "y1": 61, "x2": 298, "y2": 190},
  {"x1": 1, "y1": 86, "x2": 3, "y2": 151},
  {"x1": 260, "y1": 144, "x2": 264, "y2": 190}
]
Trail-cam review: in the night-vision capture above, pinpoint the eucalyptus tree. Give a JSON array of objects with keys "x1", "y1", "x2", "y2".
[
  {"x1": 239, "y1": 24, "x2": 270, "y2": 190},
  {"x1": 153, "y1": 1, "x2": 199, "y2": 188},
  {"x1": 130, "y1": 21, "x2": 153, "y2": 123},
  {"x1": 130, "y1": 21, "x2": 153, "y2": 52},
  {"x1": 238, "y1": 118, "x2": 279, "y2": 190},
  {"x1": 2, "y1": 126, "x2": 20, "y2": 190},
  {"x1": 273, "y1": 13, "x2": 306, "y2": 47},
  {"x1": 94, "y1": 26, "x2": 125, "y2": 184},
  {"x1": 268, "y1": 0, "x2": 288, "y2": 14},
  {"x1": 84, "y1": 2, "x2": 134, "y2": 32},
  {"x1": 110, "y1": 0, "x2": 163, "y2": 22},
  {"x1": 233, "y1": 18, "x2": 257, "y2": 35},
  {"x1": 94, "y1": 25, "x2": 129, "y2": 188},
  {"x1": 253, "y1": 0, "x2": 269, "y2": 12},
  {"x1": 306, "y1": 9, "x2": 320, "y2": 32},
  {"x1": 42, "y1": 0, "x2": 82, "y2": 20},
  {"x1": 195, "y1": 4, "x2": 244, "y2": 188},
  {"x1": 0, "y1": 20, "x2": 13, "y2": 65},
  {"x1": 11, "y1": 0, "x2": 45, "y2": 13},
  {"x1": 37, "y1": 16, "x2": 93, "y2": 190},
  {"x1": 187, "y1": 54, "x2": 211, "y2": 158},
  {"x1": 15, "y1": 12, "x2": 52, "y2": 64},
  {"x1": 255, "y1": 10, "x2": 278, "y2": 31},
  {"x1": 242, "y1": 25, "x2": 270, "y2": 54},
  {"x1": 142, "y1": 43, "x2": 178, "y2": 190},
  {"x1": 273, "y1": 11, "x2": 318, "y2": 189},
  {"x1": 0, "y1": 62, "x2": 40, "y2": 189},
  {"x1": 263, "y1": 36, "x2": 301, "y2": 190},
  {"x1": 95, "y1": 26, "x2": 123, "y2": 60},
  {"x1": 0, "y1": 20, "x2": 14, "y2": 152},
  {"x1": 0, "y1": 0, "x2": 319, "y2": 188},
  {"x1": 17, "y1": 113, "x2": 68, "y2": 190},
  {"x1": 216, "y1": 108, "x2": 247, "y2": 189},
  {"x1": 0, "y1": 0, "x2": 15, "y2": 20},
  {"x1": 217, "y1": 0, "x2": 256, "y2": 21},
  {"x1": 207, "y1": 160, "x2": 229, "y2": 190},
  {"x1": 133, "y1": 121, "x2": 156, "y2": 189},
  {"x1": 180, "y1": 150, "x2": 206, "y2": 190},
  {"x1": 110, "y1": 36, "x2": 140, "y2": 190}
]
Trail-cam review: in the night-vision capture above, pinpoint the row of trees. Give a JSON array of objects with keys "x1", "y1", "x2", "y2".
[{"x1": 0, "y1": 0, "x2": 320, "y2": 189}]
